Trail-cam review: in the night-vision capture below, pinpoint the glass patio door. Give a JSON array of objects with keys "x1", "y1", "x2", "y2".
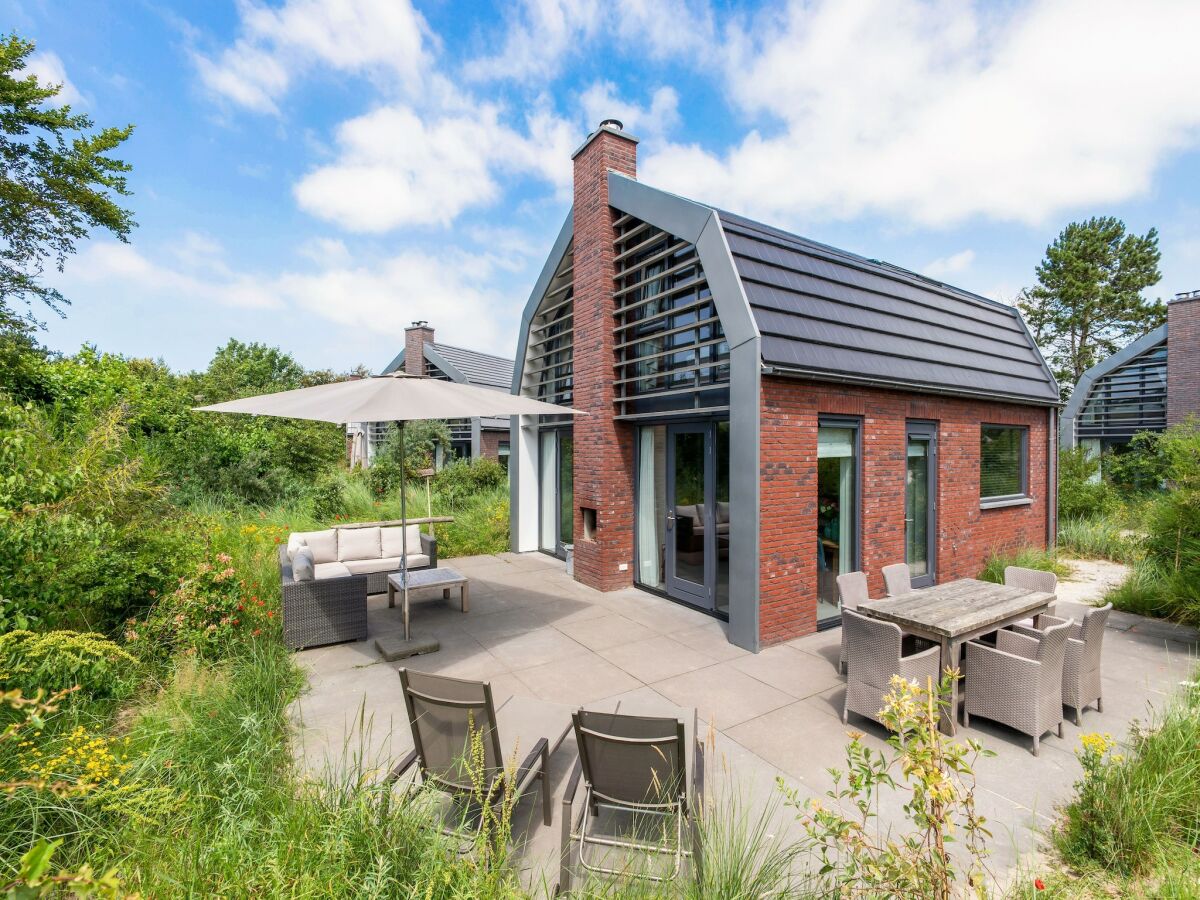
[
  {"x1": 665, "y1": 423, "x2": 714, "y2": 611},
  {"x1": 539, "y1": 428, "x2": 573, "y2": 559},
  {"x1": 905, "y1": 423, "x2": 937, "y2": 588}
]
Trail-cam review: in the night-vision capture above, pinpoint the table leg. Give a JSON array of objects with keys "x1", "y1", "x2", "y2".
[
  {"x1": 940, "y1": 637, "x2": 958, "y2": 736},
  {"x1": 461, "y1": 582, "x2": 469, "y2": 614},
  {"x1": 403, "y1": 590, "x2": 410, "y2": 642},
  {"x1": 388, "y1": 582, "x2": 395, "y2": 610}
]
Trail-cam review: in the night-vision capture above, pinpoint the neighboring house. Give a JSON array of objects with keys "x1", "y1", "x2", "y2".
[
  {"x1": 350, "y1": 322, "x2": 515, "y2": 467},
  {"x1": 1060, "y1": 290, "x2": 1200, "y2": 457},
  {"x1": 508, "y1": 120, "x2": 1061, "y2": 652}
]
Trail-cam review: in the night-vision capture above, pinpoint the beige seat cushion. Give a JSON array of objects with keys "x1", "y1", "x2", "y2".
[
  {"x1": 290, "y1": 529, "x2": 338, "y2": 564},
  {"x1": 313, "y1": 561, "x2": 353, "y2": 580},
  {"x1": 343, "y1": 556, "x2": 402, "y2": 575},
  {"x1": 338, "y1": 526, "x2": 381, "y2": 562},
  {"x1": 380, "y1": 525, "x2": 423, "y2": 558}
]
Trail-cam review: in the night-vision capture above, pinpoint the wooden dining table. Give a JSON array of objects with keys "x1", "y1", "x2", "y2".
[{"x1": 861, "y1": 578, "x2": 1056, "y2": 735}]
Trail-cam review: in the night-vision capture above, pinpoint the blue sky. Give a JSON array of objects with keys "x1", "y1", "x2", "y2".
[{"x1": 10, "y1": 0, "x2": 1200, "y2": 374}]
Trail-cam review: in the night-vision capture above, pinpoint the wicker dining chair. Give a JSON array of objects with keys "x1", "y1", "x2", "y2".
[
  {"x1": 881, "y1": 563, "x2": 913, "y2": 598},
  {"x1": 842, "y1": 609, "x2": 940, "y2": 727},
  {"x1": 1004, "y1": 566, "x2": 1058, "y2": 597},
  {"x1": 837, "y1": 572, "x2": 872, "y2": 674},
  {"x1": 963, "y1": 620, "x2": 1072, "y2": 755},
  {"x1": 1012, "y1": 603, "x2": 1112, "y2": 725}
]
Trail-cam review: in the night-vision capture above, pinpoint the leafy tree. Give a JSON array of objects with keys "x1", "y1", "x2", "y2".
[
  {"x1": 0, "y1": 34, "x2": 134, "y2": 320},
  {"x1": 1019, "y1": 217, "x2": 1164, "y2": 397}
]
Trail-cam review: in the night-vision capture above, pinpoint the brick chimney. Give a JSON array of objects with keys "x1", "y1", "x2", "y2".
[
  {"x1": 1167, "y1": 291, "x2": 1200, "y2": 426},
  {"x1": 404, "y1": 321, "x2": 433, "y2": 376},
  {"x1": 571, "y1": 120, "x2": 638, "y2": 591}
]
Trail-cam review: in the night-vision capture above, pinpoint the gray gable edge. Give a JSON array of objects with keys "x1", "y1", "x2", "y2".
[
  {"x1": 1059, "y1": 324, "x2": 1168, "y2": 447},
  {"x1": 511, "y1": 208, "x2": 574, "y2": 395},
  {"x1": 422, "y1": 344, "x2": 468, "y2": 383}
]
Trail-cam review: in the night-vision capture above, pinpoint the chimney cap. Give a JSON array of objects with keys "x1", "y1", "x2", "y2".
[
  {"x1": 407, "y1": 320, "x2": 430, "y2": 328},
  {"x1": 1172, "y1": 290, "x2": 1200, "y2": 302},
  {"x1": 572, "y1": 119, "x2": 639, "y2": 160}
]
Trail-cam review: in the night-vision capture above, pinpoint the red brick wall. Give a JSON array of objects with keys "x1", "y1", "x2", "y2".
[
  {"x1": 1167, "y1": 295, "x2": 1200, "y2": 426},
  {"x1": 479, "y1": 428, "x2": 506, "y2": 461},
  {"x1": 759, "y1": 376, "x2": 1052, "y2": 646},
  {"x1": 571, "y1": 128, "x2": 638, "y2": 591}
]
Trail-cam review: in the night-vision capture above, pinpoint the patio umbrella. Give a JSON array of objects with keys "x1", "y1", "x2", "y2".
[{"x1": 196, "y1": 373, "x2": 580, "y2": 652}]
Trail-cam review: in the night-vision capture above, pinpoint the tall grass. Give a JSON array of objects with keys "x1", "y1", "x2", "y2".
[
  {"x1": 977, "y1": 546, "x2": 1071, "y2": 584},
  {"x1": 1055, "y1": 671, "x2": 1200, "y2": 877},
  {"x1": 1056, "y1": 516, "x2": 1142, "y2": 564}
]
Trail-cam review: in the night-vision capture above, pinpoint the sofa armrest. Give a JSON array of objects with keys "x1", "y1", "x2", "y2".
[
  {"x1": 278, "y1": 545, "x2": 295, "y2": 585},
  {"x1": 421, "y1": 531, "x2": 438, "y2": 568}
]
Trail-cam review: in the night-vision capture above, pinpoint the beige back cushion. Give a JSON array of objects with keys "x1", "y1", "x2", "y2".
[
  {"x1": 381, "y1": 525, "x2": 423, "y2": 558},
  {"x1": 338, "y1": 526, "x2": 381, "y2": 562},
  {"x1": 289, "y1": 529, "x2": 338, "y2": 564}
]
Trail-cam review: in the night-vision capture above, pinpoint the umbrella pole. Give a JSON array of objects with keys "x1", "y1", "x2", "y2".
[{"x1": 400, "y1": 420, "x2": 410, "y2": 641}]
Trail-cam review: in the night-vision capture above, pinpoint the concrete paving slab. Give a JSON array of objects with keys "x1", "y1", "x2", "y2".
[
  {"x1": 478, "y1": 626, "x2": 588, "y2": 670},
  {"x1": 654, "y1": 663, "x2": 793, "y2": 729},
  {"x1": 553, "y1": 612, "x2": 657, "y2": 650},
  {"x1": 731, "y1": 643, "x2": 845, "y2": 700},
  {"x1": 595, "y1": 634, "x2": 718, "y2": 683},
  {"x1": 515, "y1": 653, "x2": 641, "y2": 705},
  {"x1": 671, "y1": 620, "x2": 751, "y2": 661}
]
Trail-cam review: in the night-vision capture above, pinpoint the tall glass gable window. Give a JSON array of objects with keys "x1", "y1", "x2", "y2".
[
  {"x1": 980, "y1": 425, "x2": 1028, "y2": 501},
  {"x1": 817, "y1": 418, "x2": 859, "y2": 627},
  {"x1": 539, "y1": 428, "x2": 573, "y2": 557},
  {"x1": 612, "y1": 216, "x2": 730, "y2": 418},
  {"x1": 1078, "y1": 341, "x2": 1167, "y2": 443}
]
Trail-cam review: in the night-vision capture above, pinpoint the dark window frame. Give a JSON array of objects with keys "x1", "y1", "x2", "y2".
[
  {"x1": 816, "y1": 414, "x2": 863, "y2": 631},
  {"x1": 979, "y1": 424, "x2": 1029, "y2": 503}
]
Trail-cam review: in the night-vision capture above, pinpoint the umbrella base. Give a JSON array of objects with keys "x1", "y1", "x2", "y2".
[{"x1": 375, "y1": 633, "x2": 440, "y2": 661}]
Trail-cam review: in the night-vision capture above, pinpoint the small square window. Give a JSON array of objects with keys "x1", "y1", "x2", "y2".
[{"x1": 980, "y1": 425, "x2": 1028, "y2": 501}]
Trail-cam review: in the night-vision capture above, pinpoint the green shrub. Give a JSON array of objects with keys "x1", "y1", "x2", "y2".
[
  {"x1": 436, "y1": 485, "x2": 509, "y2": 557},
  {"x1": 434, "y1": 457, "x2": 506, "y2": 505},
  {"x1": 309, "y1": 476, "x2": 346, "y2": 522},
  {"x1": 0, "y1": 631, "x2": 139, "y2": 700},
  {"x1": 1056, "y1": 673, "x2": 1200, "y2": 876},
  {"x1": 978, "y1": 546, "x2": 1070, "y2": 584},
  {"x1": 1104, "y1": 430, "x2": 1169, "y2": 493},
  {"x1": 136, "y1": 553, "x2": 272, "y2": 659},
  {"x1": 374, "y1": 419, "x2": 452, "y2": 476},
  {"x1": 0, "y1": 399, "x2": 201, "y2": 633},
  {"x1": 366, "y1": 456, "x2": 403, "y2": 499},
  {"x1": 1058, "y1": 447, "x2": 1119, "y2": 520}
]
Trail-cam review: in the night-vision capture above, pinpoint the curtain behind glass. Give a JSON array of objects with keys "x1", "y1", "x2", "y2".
[
  {"x1": 636, "y1": 428, "x2": 664, "y2": 588},
  {"x1": 539, "y1": 431, "x2": 557, "y2": 551}
]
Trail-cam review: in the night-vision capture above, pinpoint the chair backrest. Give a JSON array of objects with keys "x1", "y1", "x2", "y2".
[
  {"x1": 572, "y1": 710, "x2": 686, "y2": 811},
  {"x1": 399, "y1": 669, "x2": 503, "y2": 793},
  {"x1": 1034, "y1": 620, "x2": 1072, "y2": 692},
  {"x1": 881, "y1": 563, "x2": 912, "y2": 597},
  {"x1": 1077, "y1": 603, "x2": 1111, "y2": 672},
  {"x1": 1004, "y1": 566, "x2": 1057, "y2": 595},
  {"x1": 836, "y1": 571, "x2": 870, "y2": 610},
  {"x1": 842, "y1": 609, "x2": 903, "y2": 687}
]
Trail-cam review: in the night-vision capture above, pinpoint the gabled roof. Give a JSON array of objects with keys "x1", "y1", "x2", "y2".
[
  {"x1": 717, "y1": 210, "x2": 1061, "y2": 405},
  {"x1": 382, "y1": 342, "x2": 514, "y2": 390}
]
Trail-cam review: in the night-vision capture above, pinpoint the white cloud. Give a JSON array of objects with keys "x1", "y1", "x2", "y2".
[
  {"x1": 580, "y1": 82, "x2": 679, "y2": 145},
  {"x1": 293, "y1": 102, "x2": 574, "y2": 232},
  {"x1": 23, "y1": 51, "x2": 84, "y2": 106},
  {"x1": 76, "y1": 240, "x2": 283, "y2": 310},
  {"x1": 642, "y1": 0, "x2": 1200, "y2": 227},
  {"x1": 298, "y1": 237, "x2": 352, "y2": 267},
  {"x1": 463, "y1": 0, "x2": 714, "y2": 83},
  {"x1": 922, "y1": 249, "x2": 975, "y2": 278},
  {"x1": 194, "y1": 0, "x2": 429, "y2": 113}
]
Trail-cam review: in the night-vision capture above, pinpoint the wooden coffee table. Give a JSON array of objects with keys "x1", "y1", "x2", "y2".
[{"x1": 388, "y1": 567, "x2": 469, "y2": 629}]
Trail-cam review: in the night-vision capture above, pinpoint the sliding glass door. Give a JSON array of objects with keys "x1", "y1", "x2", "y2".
[{"x1": 817, "y1": 418, "x2": 859, "y2": 627}]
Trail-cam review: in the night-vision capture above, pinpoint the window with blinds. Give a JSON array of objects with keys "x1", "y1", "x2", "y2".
[
  {"x1": 613, "y1": 215, "x2": 729, "y2": 418},
  {"x1": 1078, "y1": 341, "x2": 1167, "y2": 442},
  {"x1": 980, "y1": 425, "x2": 1028, "y2": 500}
]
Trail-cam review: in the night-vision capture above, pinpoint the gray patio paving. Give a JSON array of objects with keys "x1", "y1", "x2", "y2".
[{"x1": 290, "y1": 552, "x2": 1199, "y2": 894}]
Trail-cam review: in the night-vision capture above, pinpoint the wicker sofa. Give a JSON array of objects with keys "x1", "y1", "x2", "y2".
[{"x1": 279, "y1": 524, "x2": 437, "y2": 650}]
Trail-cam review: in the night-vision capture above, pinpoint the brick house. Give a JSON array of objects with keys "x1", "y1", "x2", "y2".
[
  {"x1": 509, "y1": 121, "x2": 1061, "y2": 652},
  {"x1": 1060, "y1": 290, "x2": 1200, "y2": 456},
  {"x1": 351, "y1": 321, "x2": 515, "y2": 467}
]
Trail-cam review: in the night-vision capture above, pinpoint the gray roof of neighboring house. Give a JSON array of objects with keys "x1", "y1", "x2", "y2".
[
  {"x1": 382, "y1": 342, "x2": 514, "y2": 390},
  {"x1": 382, "y1": 341, "x2": 514, "y2": 431},
  {"x1": 716, "y1": 210, "x2": 1060, "y2": 405}
]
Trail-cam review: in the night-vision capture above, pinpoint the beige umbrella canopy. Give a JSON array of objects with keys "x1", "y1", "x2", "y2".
[{"x1": 196, "y1": 373, "x2": 580, "y2": 645}]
